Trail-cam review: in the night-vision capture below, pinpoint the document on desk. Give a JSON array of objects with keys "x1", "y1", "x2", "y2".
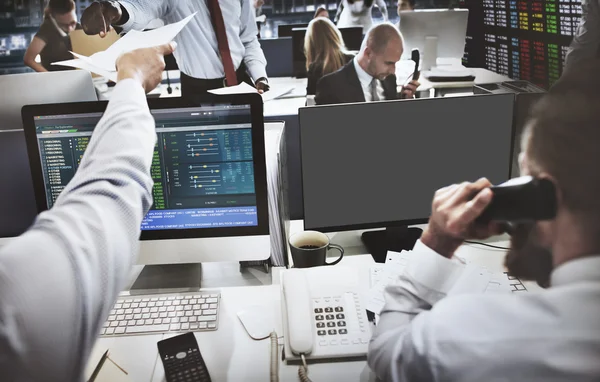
[
  {"x1": 366, "y1": 250, "x2": 412, "y2": 315},
  {"x1": 208, "y1": 82, "x2": 295, "y2": 102},
  {"x1": 367, "y1": 249, "x2": 512, "y2": 316},
  {"x1": 52, "y1": 13, "x2": 197, "y2": 81}
]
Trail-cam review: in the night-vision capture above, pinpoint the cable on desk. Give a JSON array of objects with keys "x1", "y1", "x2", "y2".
[
  {"x1": 298, "y1": 354, "x2": 313, "y2": 382},
  {"x1": 270, "y1": 332, "x2": 279, "y2": 382},
  {"x1": 464, "y1": 241, "x2": 510, "y2": 250}
]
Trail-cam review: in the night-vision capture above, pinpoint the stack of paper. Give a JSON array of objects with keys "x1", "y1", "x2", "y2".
[
  {"x1": 367, "y1": 249, "x2": 512, "y2": 316},
  {"x1": 264, "y1": 122, "x2": 288, "y2": 266},
  {"x1": 53, "y1": 13, "x2": 197, "y2": 82}
]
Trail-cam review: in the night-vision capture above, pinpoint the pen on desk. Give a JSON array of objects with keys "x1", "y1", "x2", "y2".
[
  {"x1": 107, "y1": 355, "x2": 129, "y2": 375},
  {"x1": 88, "y1": 350, "x2": 109, "y2": 382}
]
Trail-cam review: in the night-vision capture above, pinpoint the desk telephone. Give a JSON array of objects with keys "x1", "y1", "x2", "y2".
[{"x1": 281, "y1": 269, "x2": 370, "y2": 363}]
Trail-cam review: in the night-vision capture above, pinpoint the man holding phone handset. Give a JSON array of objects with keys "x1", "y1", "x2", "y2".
[{"x1": 368, "y1": 59, "x2": 600, "y2": 381}]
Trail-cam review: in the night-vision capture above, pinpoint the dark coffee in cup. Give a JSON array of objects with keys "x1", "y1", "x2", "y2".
[{"x1": 289, "y1": 231, "x2": 344, "y2": 268}]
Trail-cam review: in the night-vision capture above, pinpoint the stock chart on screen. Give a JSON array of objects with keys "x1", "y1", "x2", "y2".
[{"x1": 460, "y1": 0, "x2": 582, "y2": 89}]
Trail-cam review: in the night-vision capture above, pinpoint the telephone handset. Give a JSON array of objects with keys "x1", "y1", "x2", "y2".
[
  {"x1": 281, "y1": 269, "x2": 370, "y2": 363},
  {"x1": 476, "y1": 176, "x2": 557, "y2": 223}
]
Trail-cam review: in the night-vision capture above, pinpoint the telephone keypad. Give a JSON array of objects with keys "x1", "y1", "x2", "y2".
[{"x1": 312, "y1": 293, "x2": 370, "y2": 349}]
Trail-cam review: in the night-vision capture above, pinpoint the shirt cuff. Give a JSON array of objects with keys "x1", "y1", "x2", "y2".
[
  {"x1": 111, "y1": 78, "x2": 147, "y2": 105},
  {"x1": 245, "y1": 61, "x2": 268, "y2": 83},
  {"x1": 406, "y1": 240, "x2": 466, "y2": 294},
  {"x1": 113, "y1": 2, "x2": 136, "y2": 32}
]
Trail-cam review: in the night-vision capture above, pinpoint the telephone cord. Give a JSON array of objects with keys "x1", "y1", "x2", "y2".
[
  {"x1": 270, "y1": 332, "x2": 279, "y2": 382},
  {"x1": 298, "y1": 354, "x2": 313, "y2": 382}
]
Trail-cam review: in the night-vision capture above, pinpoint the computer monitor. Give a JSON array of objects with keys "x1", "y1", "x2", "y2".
[
  {"x1": 339, "y1": 27, "x2": 363, "y2": 51},
  {"x1": 22, "y1": 94, "x2": 270, "y2": 266},
  {"x1": 399, "y1": 9, "x2": 469, "y2": 69},
  {"x1": 299, "y1": 94, "x2": 515, "y2": 259},
  {"x1": 0, "y1": 71, "x2": 97, "y2": 240},
  {"x1": 0, "y1": 71, "x2": 97, "y2": 131},
  {"x1": 278, "y1": 23, "x2": 309, "y2": 38},
  {"x1": 292, "y1": 27, "x2": 308, "y2": 78},
  {"x1": 259, "y1": 37, "x2": 294, "y2": 77}
]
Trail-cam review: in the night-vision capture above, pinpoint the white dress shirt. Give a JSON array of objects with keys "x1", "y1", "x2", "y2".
[
  {"x1": 0, "y1": 79, "x2": 155, "y2": 381},
  {"x1": 118, "y1": 0, "x2": 268, "y2": 81},
  {"x1": 353, "y1": 57, "x2": 384, "y2": 102},
  {"x1": 368, "y1": 240, "x2": 600, "y2": 381},
  {"x1": 336, "y1": 0, "x2": 388, "y2": 32},
  {"x1": 566, "y1": 0, "x2": 600, "y2": 67}
]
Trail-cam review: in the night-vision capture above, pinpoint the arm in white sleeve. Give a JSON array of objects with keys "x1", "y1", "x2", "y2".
[
  {"x1": 375, "y1": 0, "x2": 388, "y2": 21},
  {"x1": 367, "y1": 240, "x2": 465, "y2": 381},
  {"x1": 565, "y1": 0, "x2": 600, "y2": 68},
  {"x1": 240, "y1": 0, "x2": 267, "y2": 81},
  {"x1": 117, "y1": 0, "x2": 171, "y2": 32},
  {"x1": 0, "y1": 79, "x2": 155, "y2": 381}
]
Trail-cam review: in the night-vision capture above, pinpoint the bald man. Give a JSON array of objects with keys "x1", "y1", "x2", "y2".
[{"x1": 315, "y1": 23, "x2": 419, "y2": 105}]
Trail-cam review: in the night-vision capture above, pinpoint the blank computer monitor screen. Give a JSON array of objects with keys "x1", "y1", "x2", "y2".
[
  {"x1": 278, "y1": 23, "x2": 308, "y2": 38},
  {"x1": 299, "y1": 94, "x2": 515, "y2": 232},
  {"x1": 26, "y1": 99, "x2": 268, "y2": 239},
  {"x1": 339, "y1": 27, "x2": 363, "y2": 51}
]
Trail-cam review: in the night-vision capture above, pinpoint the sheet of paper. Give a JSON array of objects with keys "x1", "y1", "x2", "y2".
[
  {"x1": 90, "y1": 13, "x2": 197, "y2": 72},
  {"x1": 53, "y1": 58, "x2": 118, "y2": 82},
  {"x1": 208, "y1": 81, "x2": 257, "y2": 95},
  {"x1": 209, "y1": 82, "x2": 296, "y2": 102},
  {"x1": 53, "y1": 13, "x2": 196, "y2": 80},
  {"x1": 262, "y1": 85, "x2": 295, "y2": 102},
  {"x1": 366, "y1": 251, "x2": 412, "y2": 315}
]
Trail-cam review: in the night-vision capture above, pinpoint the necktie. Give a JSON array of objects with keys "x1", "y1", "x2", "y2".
[
  {"x1": 206, "y1": 0, "x2": 238, "y2": 86},
  {"x1": 370, "y1": 78, "x2": 380, "y2": 102}
]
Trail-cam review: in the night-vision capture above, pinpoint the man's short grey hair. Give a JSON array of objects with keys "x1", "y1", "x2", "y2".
[{"x1": 360, "y1": 22, "x2": 404, "y2": 54}]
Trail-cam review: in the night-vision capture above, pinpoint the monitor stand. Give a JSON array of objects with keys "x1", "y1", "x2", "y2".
[
  {"x1": 361, "y1": 226, "x2": 423, "y2": 263},
  {"x1": 130, "y1": 264, "x2": 203, "y2": 292}
]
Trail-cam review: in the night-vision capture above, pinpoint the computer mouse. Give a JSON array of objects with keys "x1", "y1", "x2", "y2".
[{"x1": 237, "y1": 305, "x2": 276, "y2": 340}]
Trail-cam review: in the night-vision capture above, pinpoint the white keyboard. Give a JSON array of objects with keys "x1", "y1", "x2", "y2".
[{"x1": 101, "y1": 291, "x2": 220, "y2": 337}]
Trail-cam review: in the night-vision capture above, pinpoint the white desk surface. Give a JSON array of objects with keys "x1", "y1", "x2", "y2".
[
  {"x1": 95, "y1": 67, "x2": 510, "y2": 118},
  {"x1": 93, "y1": 220, "x2": 539, "y2": 382}
]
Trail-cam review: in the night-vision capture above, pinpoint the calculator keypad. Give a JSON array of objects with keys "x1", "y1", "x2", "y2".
[{"x1": 163, "y1": 348, "x2": 211, "y2": 382}]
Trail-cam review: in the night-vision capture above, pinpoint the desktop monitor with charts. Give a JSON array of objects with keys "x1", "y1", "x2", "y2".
[
  {"x1": 22, "y1": 94, "x2": 271, "y2": 270},
  {"x1": 299, "y1": 94, "x2": 515, "y2": 261},
  {"x1": 399, "y1": 9, "x2": 469, "y2": 70}
]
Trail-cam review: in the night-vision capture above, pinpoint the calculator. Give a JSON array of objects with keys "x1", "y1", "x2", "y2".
[{"x1": 157, "y1": 332, "x2": 211, "y2": 382}]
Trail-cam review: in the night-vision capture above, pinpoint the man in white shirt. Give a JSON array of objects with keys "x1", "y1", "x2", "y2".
[
  {"x1": 565, "y1": 0, "x2": 600, "y2": 68},
  {"x1": 80, "y1": 0, "x2": 269, "y2": 95},
  {"x1": 368, "y1": 59, "x2": 600, "y2": 381},
  {"x1": 315, "y1": 23, "x2": 419, "y2": 105},
  {"x1": 0, "y1": 42, "x2": 175, "y2": 380}
]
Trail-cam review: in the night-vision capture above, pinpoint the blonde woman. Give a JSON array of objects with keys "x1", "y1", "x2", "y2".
[{"x1": 304, "y1": 17, "x2": 354, "y2": 95}]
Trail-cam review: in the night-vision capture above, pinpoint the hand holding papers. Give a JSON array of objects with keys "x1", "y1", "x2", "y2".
[{"x1": 53, "y1": 13, "x2": 197, "y2": 82}]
